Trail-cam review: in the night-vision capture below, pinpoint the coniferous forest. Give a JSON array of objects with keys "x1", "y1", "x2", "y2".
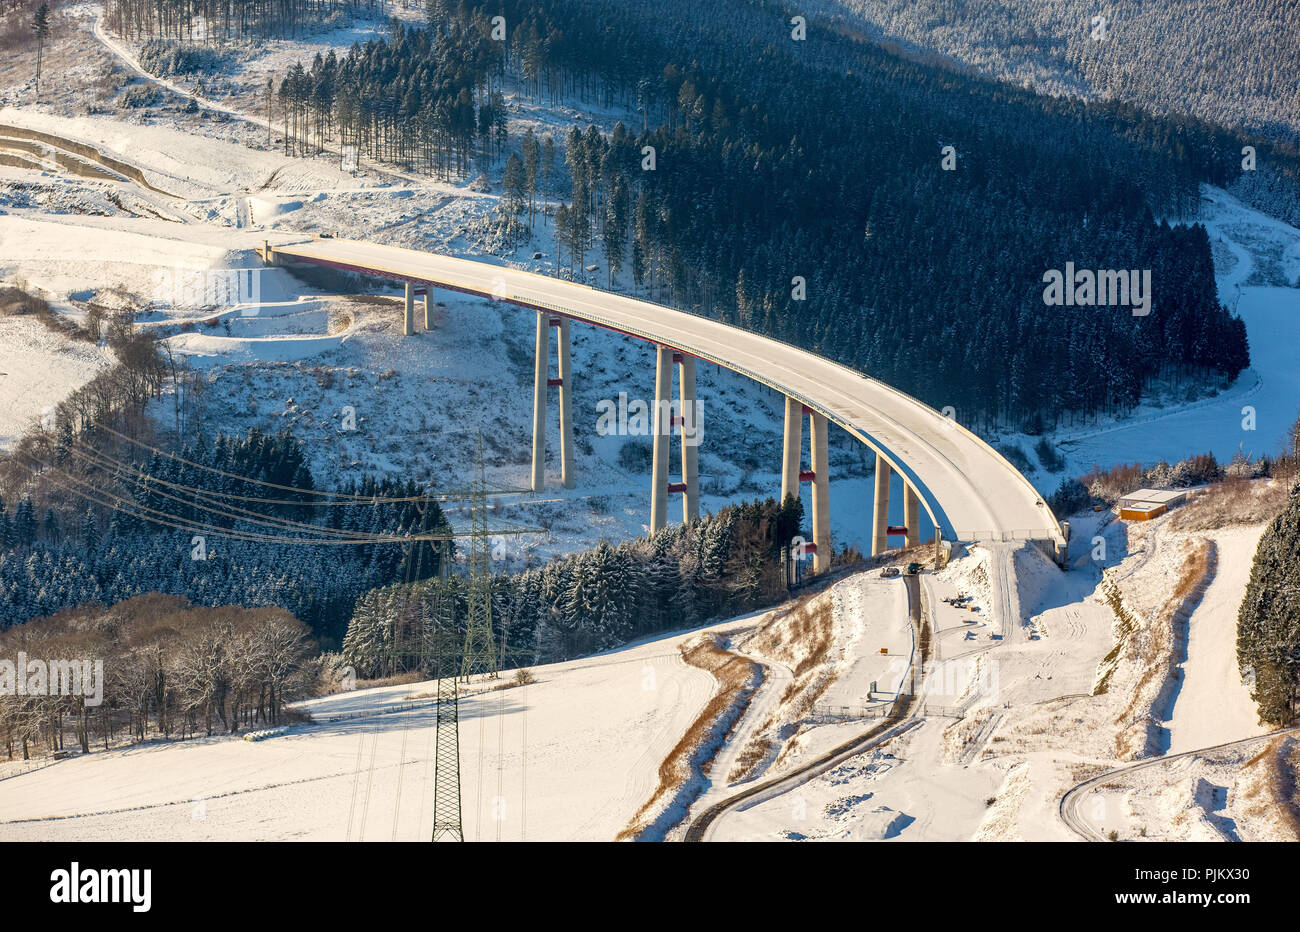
[
  {"x1": 1237, "y1": 483, "x2": 1300, "y2": 726},
  {"x1": 103, "y1": 0, "x2": 1266, "y2": 432},
  {"x1": 268, "y1": 0, "x2": 1258, "y2": 433},
  {"x1": 341, "y1": 496, "x2": 805, "y2": 676},
  {"x1": 0, "y1": 424, "x2": 452, "y2": 644}
]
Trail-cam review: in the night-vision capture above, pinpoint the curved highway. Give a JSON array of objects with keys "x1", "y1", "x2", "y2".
[{"x1": 269, "y1": 237, "x2": 1064, "y2": 547}]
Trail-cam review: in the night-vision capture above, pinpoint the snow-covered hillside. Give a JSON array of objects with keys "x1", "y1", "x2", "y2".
[
  {"x1": 3, "y1": 5, "x2": 1299, "y2": 561},
  {"x1": 0, "y1": 570, "x2": 909, "y2": 841},
  {"x1": 2, "y1": 3, "x2": 1297, "y2": 847}
]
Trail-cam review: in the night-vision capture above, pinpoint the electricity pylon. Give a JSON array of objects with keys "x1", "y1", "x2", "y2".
[
  {"x1": 460, "y1": 431, "x2": 499, "y2": 682},
  {"x1": 430, "y1": 430, "x2": 546, "y2": 841},
  {"x1": 431, "y1": 626, "x2": 463, "y2": 842}
]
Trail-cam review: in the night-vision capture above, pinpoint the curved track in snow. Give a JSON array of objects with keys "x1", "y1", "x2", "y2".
[
  {"x1": 1058, "y1": 726, "x2": 1300, "y2": 841},
  {"x1": 683, "y1": 574, "x2": 925, "y2": 842}
]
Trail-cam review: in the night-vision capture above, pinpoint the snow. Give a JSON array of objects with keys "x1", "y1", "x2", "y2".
[
  {"x1": 1010, "y1": 187, "x2": 1300, "y2": 489},
  {"x1": 0, "y1": 571, "x2": 937, "y2": 842},
  {"x1": 1165, "y1": 526, "x2": 1268, "y2": 753},
  {"x1": 0, "y1": 614, "x2": 760, "y2": 841},
  {"x1": 819, "y1": 575, "x2": 911, "y2": 708},
  {"x1": 0, "y1": 213, "x2": 255, "y2": 299},
  {"x1": 248, "y1": 196, "x2": 303, "y2": 223},
  {"x1": 688, "y1": 572, "x2": 915, "y2": 822},
  {"x1": 709, "y1": 719, "x2": 1001, "y2": 842},
  {"x1": 0, "y1": 210, "x2": 928, "y2": 562},
  {"x1": 1, "y1": 9, "x2": 1295, "y2": 844},
  {"x1": 0, "y1": 380, "x2": 1284, "y2": 843},
  {"x1": 1069, "y1": 739, "x2": 1298, "y2": 842},
  {"x1": 274, "y1": 235, "x2": 1064, "y2": 545},
  {"x1": 0, "y1": 313, "x2": 114, "y2": 448},
  {"x1": 704, "y1": 502, "x2": 1285, "y2": 842}
]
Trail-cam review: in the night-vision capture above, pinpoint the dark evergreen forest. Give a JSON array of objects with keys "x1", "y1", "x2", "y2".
[
  {"x1": 1238, "y1": 482, "x2": 1300, "y2": 726},
  {"x1": 280, "y1": 0, "x2": 1257, "y2": 432},
  {"x1": 341, "y1": 495, "x2": 805, "y2": 675},
  {"x1": 107, "y1": 0, "x2": 1266, "y2": 431},
  {"x1": 0, "y1": 427, "x2": 451, "y2": 643}
]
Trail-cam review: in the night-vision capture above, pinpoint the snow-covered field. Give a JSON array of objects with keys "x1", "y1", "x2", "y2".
[
  {"x1": 1164, "y1": 525, "x2": 1268, "y2": 754},
  {"x1": 0, "y1": 441, "x2": 1285, "y2": 843},
  {"x1": 0, "y1": 313, "x2": 113, "y2": 448},
  {"x1": 0, "y1": 570, "x2": 907, "y2": 842},
  {"x1": 0, "y1": 613, "x2": 738, "y2": 841}
]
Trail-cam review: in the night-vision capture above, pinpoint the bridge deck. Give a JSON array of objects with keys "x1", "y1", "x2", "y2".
[{"x1": 271, "y1": 238, "x2": 1063, "y2": 546}]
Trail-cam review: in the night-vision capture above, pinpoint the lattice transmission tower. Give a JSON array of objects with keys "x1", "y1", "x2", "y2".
[
  {"x1": 430, "y1": 627, "x2": 463, "y2": 842},
  {"x1": 459, "y1": 432, "x2": 499, "y2": 682}
]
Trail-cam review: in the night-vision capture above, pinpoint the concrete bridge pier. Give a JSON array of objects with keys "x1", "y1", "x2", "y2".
[
  {"x1": 556, "y1": 318, "x2": 575, "y2": 489},
  {"x1": 904, "y1": 483, "x2": 920, "y2": 548},
  {"x1": 650, "y1": 346, "x2": 673, "y2": 533},
  {"x1": 403, "y1": 282, "x2": 415, "y2": 336},
  {"x1": 780, "y1": 396, "x2": 803, "y2": 505},
  {"x1": 872, "y1": 454, "x2": 892, "y2": 556},
  {"x1": 809, "y1": 410, "x2": 830, "y2": 573},
  {"x1": 422, "y1": 286, "x2": 433, "y2": 330},
  {"x1": 780, "y1": 399, "x2": 830, "y2": 574},
  {"x1": 531, "y1": 312, "x2": 575, "y2": 492},
  {"x1": 650, "y1": 347, "x2": 700, "y2": 533},
  {"x1": 677, "y1": 353, "x2": 699, "y2": 523}
]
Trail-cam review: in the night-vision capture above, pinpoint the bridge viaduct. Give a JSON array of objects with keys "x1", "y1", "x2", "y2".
[{"x1": 265, "y1": 237, "x2": 1067, "y2": 574}]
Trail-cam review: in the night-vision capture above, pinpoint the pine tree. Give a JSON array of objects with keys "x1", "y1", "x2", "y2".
[
  {"x1": 1237, "y1": 482, "x2": 1300, "y2": 726},
  {"x1": 12, "y1": 498, "x2": 36, "y2": 548},
  {"x1": 32, "y1": 3, "x2": 50, "y2": 99},
  {"x1": 522, "y1": 128, "x2": 540, "y2": 226},
  {"x1": 502, "y1": 152, "x2": 526, "y2": 237}
]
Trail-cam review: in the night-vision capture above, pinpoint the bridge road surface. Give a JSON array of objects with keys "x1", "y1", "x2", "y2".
[{"x1": 270, "y1": 238, "x2": 1064, "y2": 549}]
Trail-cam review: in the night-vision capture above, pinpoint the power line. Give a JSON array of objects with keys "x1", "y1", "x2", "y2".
[
  {"x1": 86, "y1": 419, "x2": 531, "y2": 501},
  {"x1": 63, "y1": 440, "x2": 400, "y2": 540},
  {"x1": 17, "y1": 449, "x2": 460, "y2": 545},
  {"x1": 68, "y1": 436, "x2": 541, "y2": 542},
  {"x1": 19, "y1": 445, "x2": 546, "y2": 546}
]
